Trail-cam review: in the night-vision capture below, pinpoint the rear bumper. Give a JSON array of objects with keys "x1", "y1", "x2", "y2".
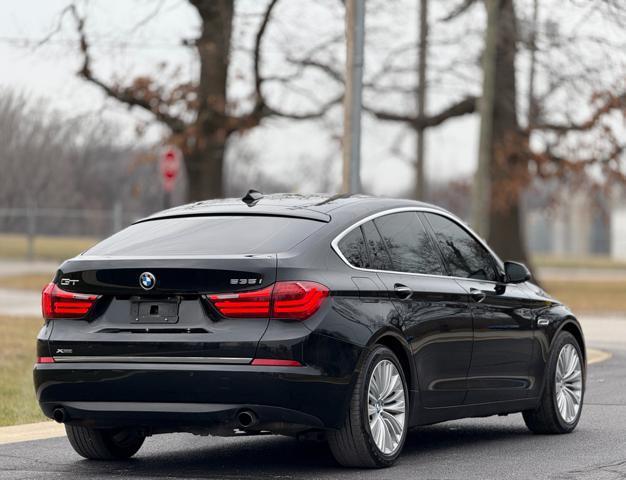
[
  {"x1": 34, "y1": 362, "x2": 353, "y2": 433},
  {"x1": 39, "y1": 401, "x2": 323, "y2": 436}
]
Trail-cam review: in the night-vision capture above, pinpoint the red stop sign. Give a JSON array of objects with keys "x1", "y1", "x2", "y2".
[{"x1": 159, "y1": 146, "x2": 182, "y2": 192}]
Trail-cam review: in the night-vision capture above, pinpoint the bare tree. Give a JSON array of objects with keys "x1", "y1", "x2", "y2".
[
  {"x1": 470, "y1": 0, "x2": 626, "y2": 266},
  {"x1": 278, "y1": 0, "x2": 481, "y2": 195},
  {"x1": 327, "y1": 0, "x2": 625, "y2": 267},
  {"x1": 0, "y1": 89, "x2": 158, "y2": 235},
  {"x1": 47, "y1": 1, "x2": 341, "y2": 202}
]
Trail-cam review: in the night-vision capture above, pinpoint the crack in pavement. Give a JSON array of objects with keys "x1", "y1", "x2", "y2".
[{"x1": 554, "y1": 459, "x2": 626, "y2": 479}]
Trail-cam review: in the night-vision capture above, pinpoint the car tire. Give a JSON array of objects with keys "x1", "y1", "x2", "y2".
[
  {"x1": 523, "y1": 331, "x2": 585, "y2": 434},
  {"x1": 328, "y1": 345, "x2": 409, "y2": 468},
  {"x1": 65, "y1": 425, "x2": 145, "y2": 460}
]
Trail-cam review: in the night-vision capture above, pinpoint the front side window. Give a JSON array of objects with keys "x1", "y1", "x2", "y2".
[
  {"x1": 424, "y1": 213, "x2": 499, "y2": 281},
  {"x1": 373, "y1": 212, "x2": 444, "y2": 275}
]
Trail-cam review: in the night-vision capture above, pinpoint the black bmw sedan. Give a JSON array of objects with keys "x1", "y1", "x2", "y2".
[{"x1": 34, "y1": 193, "x2": 585, "y2": 467}]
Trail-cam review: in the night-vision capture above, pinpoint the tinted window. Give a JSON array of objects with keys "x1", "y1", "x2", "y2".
[
  {"x1": 338, "y1": 227, "x2": 369, "y2": 268},
  {"x1": 373, "y1": 212, "x2": 444, "y2": 275},
  {"x1": 85, "y1": 216, "x2": 324, "y2": 256},
  {"x1": 361, "y1": 221, "x2": 392, "y2": 271},
  {"x1": 424, "y1": 213, "x2": 499, "y2": 281}
]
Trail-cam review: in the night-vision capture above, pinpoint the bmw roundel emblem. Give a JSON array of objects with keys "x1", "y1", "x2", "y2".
[{"x1": 139, "y1": 272, "x2": 156, "y2": 291}]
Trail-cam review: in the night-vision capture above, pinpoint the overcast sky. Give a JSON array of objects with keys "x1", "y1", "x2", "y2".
[{"x1": 0, "y1": 0, "x2": 622, "y2": 197}]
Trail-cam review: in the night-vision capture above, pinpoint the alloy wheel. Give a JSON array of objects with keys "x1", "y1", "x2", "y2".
[
  {"x1": 555, "y1": 344, "x2": 583, "y2": 424},
  {"x1": 367, "y1": 359, "x2": 406, "y2": 455}
]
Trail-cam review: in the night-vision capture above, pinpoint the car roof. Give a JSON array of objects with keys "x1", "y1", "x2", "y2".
[{"x1": 137, "y1": 193, "x2": 446, "y2": 224}]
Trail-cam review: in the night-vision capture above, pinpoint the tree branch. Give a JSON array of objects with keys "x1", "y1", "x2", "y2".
[
  {"x1": 285, "y1": 57, "x2": 344, "y2": 84},
  {"x1": 231, "y1": 0, "x2": 342, "y2": 130},
  {"x1": 440, "y1": 0, "x2": 478, "y2": 22},
  {"x1": 68, "y1": 4, "x2": 186, "y2": 134},
  {"x1": 225, "y1": 0, "x2": 282, "y2": 132},
  {"x1": 366, "y1": 96, "x2": 478, "y2": 128},
  {"x1": 253, "y1": 0, "x2": 281, "y2": 114},
  {"x1": 530, "y1": 92, "x2": 626, "y2": 134},
  {"x1": 264, "y1": 93, "x2": 343, "y2": 120}
]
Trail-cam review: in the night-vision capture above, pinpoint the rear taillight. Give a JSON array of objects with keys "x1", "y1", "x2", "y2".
[
  {"x1": 208, "y1": 285, "x2": 273, "y2": 318},
  {"x1": 37, "y1": 356, "x2": 55, "y2": 363},
  {"x1": 271, "y1": 281, "x2": 330, "y2": 320},
  {"x1": 42, "y1": 282, "x2": 99, "y2": 319},
  {"x1": 208, "y1": 281, "x2": 329, "y2": 320}
]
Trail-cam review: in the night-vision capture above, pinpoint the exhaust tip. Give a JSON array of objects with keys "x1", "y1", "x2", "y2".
[
  {"x1": 237, "y1": 410, "x2": 258, "y2": 429},
  {"x1": 52, "y1": 407, "x2": 66, "y2": 423}
]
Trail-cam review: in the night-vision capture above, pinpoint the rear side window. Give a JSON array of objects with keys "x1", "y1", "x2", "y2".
[
  {"x1": 424, "y1": 213, "x2": 499, "y2": 281},
  {"x1": 85, "y1": 216, "x2": 324, "y2": 256},
  {"x1": 361, "y1": 221, "x2": 392, "y2": 271},
  {"x1": 337, "y1": 227, "x2": 369, "y2": 268},
  {"x1": 374, "y1": 212, "x2": 444, "y2": 275}
]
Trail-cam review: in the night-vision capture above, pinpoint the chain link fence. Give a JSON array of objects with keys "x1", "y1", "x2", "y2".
[{"x1": 0, "y1": 204, "x2": 151, "y2": 260}]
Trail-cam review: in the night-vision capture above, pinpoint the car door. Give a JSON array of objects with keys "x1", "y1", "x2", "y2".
[
  {"x1": 361, "y1": 212, "x2": 474, "y2": 408},
  {"x1": 422, "y1": 212, "x2": 535, "y2": 404}
]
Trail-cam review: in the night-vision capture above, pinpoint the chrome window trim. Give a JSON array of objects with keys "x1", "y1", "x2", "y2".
[
  {"x1": 52, "y1": 356, "x2": 252, "y2": 365},
  {"x1": 330, "y1": 206, "x2": 505, "y2": 285}
]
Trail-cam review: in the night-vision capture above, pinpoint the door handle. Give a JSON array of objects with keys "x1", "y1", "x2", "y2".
[
  {"x1": 394, "y1": 284, "x2": 413, "y2": 300},
  {"x1": 469, "y1": 288, "x2": 487, "y2": 303}
]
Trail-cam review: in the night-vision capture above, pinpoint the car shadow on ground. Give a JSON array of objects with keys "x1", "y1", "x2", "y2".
[
  {"x1": 404, "y1": 421, "x2": 531, "y2": 455},
  {"x1": 62, "y1": 422, "x2": 533, "y2": 479}
]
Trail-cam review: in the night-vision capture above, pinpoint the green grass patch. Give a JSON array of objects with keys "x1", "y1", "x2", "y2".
[
  {"x1": 0, "y1": 233, "x2": 98, "y2": 261},
  {"x1": 0, "y1": 315, "x2": 46, "y2": 426}
]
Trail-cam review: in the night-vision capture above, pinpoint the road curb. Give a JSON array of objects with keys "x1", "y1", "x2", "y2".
[
  {"x1": 0, "y1": 421, "x2": 65, "y2": 445},
  {"x1": 587, "y1": 348, "x2": 612, "y2": 365}
]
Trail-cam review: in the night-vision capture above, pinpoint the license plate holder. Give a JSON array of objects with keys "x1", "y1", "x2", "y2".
[{"x1": 130, "y1": 297, "x2": 180, "y2": 324}]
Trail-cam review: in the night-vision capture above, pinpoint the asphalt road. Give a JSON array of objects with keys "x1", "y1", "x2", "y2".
[{"x1": 1, "y1": 341, "x2": 625, "y2": 480}]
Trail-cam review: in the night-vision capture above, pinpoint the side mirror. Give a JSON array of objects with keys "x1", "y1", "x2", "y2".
[{"x1": 504, "y1": 261, "x2": 531, "y2": 284}]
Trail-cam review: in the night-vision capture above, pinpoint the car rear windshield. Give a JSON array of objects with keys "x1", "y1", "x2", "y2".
[{"x1": 84, "y1": 215, "x2": 325, "y2": 256}]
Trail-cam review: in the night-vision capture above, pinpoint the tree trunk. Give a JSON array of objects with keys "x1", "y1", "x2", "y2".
[
  {"x1": 186, "y1": 139, "x2": 226, "y2": 202},
  {"x1": 489, "y1": 198, "x2": 529, "y2": 263},
  {"x1": 478, "y1": 0, "x2": 532, "y2": 268},
  {"x1": 471, "y1": 0, "x2": 498, "y2": 237},
  {"x1": 186, "y1": 0, "x2": 234, "y2": 201}
]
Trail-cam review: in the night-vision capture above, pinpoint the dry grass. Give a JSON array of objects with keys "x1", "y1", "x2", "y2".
[
  {"x1": 543, "y1": 280, "x2": 626, "y2": 313},
  {"x1": 533, "y1": 254, "x2": 626, "y2": 270},
  {"x1": 0, "y1": 233, "x2": 98, "y2": 261},
  {"x1": 0, "y1": 315, "x2": 46, "y2": 426},
  {"x1": 0, "y1": 273, "x2": 54, "y2": 291}
]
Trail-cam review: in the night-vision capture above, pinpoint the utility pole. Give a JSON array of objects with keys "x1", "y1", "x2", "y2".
[
  {"x1": 527, "y1": 0, "x2": 539, "y2": 129},
  {"x1": 415, "y1": 0, "x2": 428, "y2": 200},
  {"x1": 471, "y1": 0, "x2": 499, "y2": 238},
  {"x1": 342, "y1": 0, "x2": 365, "y2": 194}
]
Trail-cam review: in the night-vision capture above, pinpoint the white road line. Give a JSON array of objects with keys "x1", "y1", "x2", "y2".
[
  {"x1": 588, "y1": 348, "x2": 612, "y2": 365},
  {"x1": 0, "y1": 421, "x2": 65, "y2": 445}
]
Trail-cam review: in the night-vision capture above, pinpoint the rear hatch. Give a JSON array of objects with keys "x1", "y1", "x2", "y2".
[{"x1": 47, "y1": 214, "x2": 326, "y2": 362}]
